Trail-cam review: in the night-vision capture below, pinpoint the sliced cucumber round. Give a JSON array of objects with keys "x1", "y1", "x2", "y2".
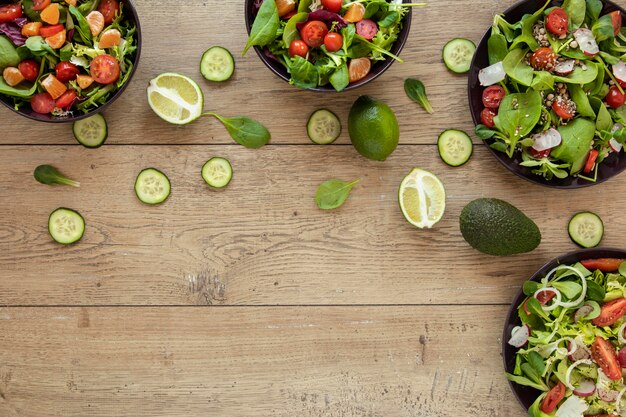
[
  {"x1": 568, "y1": 212, "x2": 604, "y2": 248},
  {"x1": 307, "y1": 109, "x2": 341, "y2": 145},
  {"x1": 200, "y1": 46, "x2": 235, "y2": 82},
  {"x1": 202, "y1": 157, "x2": 233, "y2": 189},
  {"x1": 438, "y1": 129, "x2": 473, "y2": 167},
  {"x1": 442, "y1": 38, "x2": 476, "y2": 74},
  {"x1": 134, "y1": 168, "x2": 171, "y2": 205},
  {"x1": 48, "y1": 207, "x2": 85, "y2": 244},
  {"x1": 73, "y1": 113, "x2": 108, "y2": 148}
]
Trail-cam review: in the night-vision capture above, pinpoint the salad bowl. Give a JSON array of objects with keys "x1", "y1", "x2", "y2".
[{"x1": 468, "y1": 0, "x2": 626, "y2": 188}]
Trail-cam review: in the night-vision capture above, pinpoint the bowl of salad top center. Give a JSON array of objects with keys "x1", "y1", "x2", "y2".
[
  {"x1": 468, "y1": 0, "x2": 626, "y2": 188},
  {"x1": 244, "y1": 0, "x2": 413, "y2": 92}
]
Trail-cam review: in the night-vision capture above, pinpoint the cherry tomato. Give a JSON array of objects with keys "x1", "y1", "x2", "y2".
[
  {"x1": 546, "y1": 8, "x2": 569, "y2": 36},
  {"x1": 593, "y1": 298, "x2": 626, "y2": 327},
  {"x1": 321, "y1": 0, "x2": 342, "y2": 13},
  {"x1": 55, "y1": 90, "x2": 77, "y2": 109},
  {"x1": 348, "y1": 57, "x2": 371, "y2": 83},
  {"x1": 536, "y1": 289, "x2": 556, "y2": 305},
  {"x1": 90, "y1": 54, "x2": 120, "y2": 84},
  {"x1": 552, "y1": 98, "x2": 576, "y2": 119},
  {"x1": 32, "y1": 0, "x2": 51, "y2": 11},
  {"x1": 581, "y1": 258, "x2": 625, "y2": 272},
  {"x1": 356, "y1": 19, "x2": 378, "y2": 40},
  {"x1": 606, "y1": 85, "x2": 626, "y2": 109},
  {"x1": 530, "y1": 47, "x2": 557, "y2": 70},
  {"x1": 18, "y1": 59, "x2": 39, "y2": 82},
  {"x1": 592, "y1": 337, "x2": 622, "y2": 380},
  {"x1": 323, "y1": 32, "x2": 343, "y2": 52},
  {"x1": 540, "y1": 382, "x2": 566, "y2": 414},
  {"x1": 530, "y1": 148, "x2": 551, "y2": 159},
  {"x1": 55, "y1": 61, "x2": 80, "y2": 83},
  {"x1": 482, "y1": 85, "x2": 506, "y2": 109},
  {"x1": 300, "y1": 20, "x2": 328, "y2": 48},
  {"x1": 0, "y1": 3, "x2": 22, "y2": 23},
  {"x1": 30, "y1": 92, "x2": 56, "y2": 114},
  {"x1": 480, "y1": 108, "x2": 497, "y2": 129},
  {"x1": 610, "y1": 11, "x2": 622, "y2": 36},
  {"x1": 583, "y1": 149, "x2": 599, "y2": 174},
  {"x1": 288, "y1": 40, "x2": 309, "y2": 58},
  {"x1": 98, "y1": 0, "x2": 119, "y2": 25},
  {"x1": 39, "y1": 24, "x2": 64, "y2": 38}
]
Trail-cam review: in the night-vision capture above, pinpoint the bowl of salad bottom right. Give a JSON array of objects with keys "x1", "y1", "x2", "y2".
[
  {"x1": 503, "y1": 248, "x2": 626, "y2": 415},
  {"x1": 468, "y1": 0, "x2": 626, "y2": 188}
]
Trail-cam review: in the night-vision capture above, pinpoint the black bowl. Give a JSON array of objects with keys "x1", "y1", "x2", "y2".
[
  {"x1": 0, "y1": 0, "x2": 142, "y2": 123},
  {"x1": 468, "y1": 0, "x2": 626, "y2": 188},
  {"x1": 502, "y1": 247, "x2": 626, "y2": 412},
  {"x1": 244, "y1": 0, "x2": 412, "y2": 92}
]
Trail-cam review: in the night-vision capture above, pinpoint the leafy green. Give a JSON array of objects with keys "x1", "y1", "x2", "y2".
[
  {"x1": 569, "y1": 84, "x2": 595, "y2": 118},
  {"x1": 243, "y1": 0, "x2": 280, "y2": 55},
  {"x1": 553, "y1": 62, "x2": 599, "y2": 84},
  {"x1": 298, "y1": 0, "x2": 312, "y2": 13},
  {"x1": 404, "y1": 78, "x2": 433, "y2": 114},
  {"x1": 69, "y1": 6, "x2": 93, "y2": 46},
  {"x1": 315, "y1": 179, "x2": 360, "y2": 210},
  {"x1": 503, "y1": 48, "x2": 534, "y2": 86},
  {"x1": 496, "y1": 91, "x2": 543, "y2": 156},
  {"x1": 364, "y1": 3, "x2": 379, "y2": 19},
  {"x1": 24, "y1": 36, "x2": 58, "y2": 57},
  {"x1": 378, "y1": 11, "x2": 400, "y2": 28},
  {"x1": 596, "y1": 102, "x2": 613, "y2": 133},
  {"x1": 329, "y1": 63, "x2": 349, "y2": 92},
  {"x1": 34, "y1": 165, "x2": 80, "y2": 188},
  {"x1": 562, "y1": 0, "x2": 586, "y2": 30},
  {"x1": 510, "y1": 1, "x2": 550, "y2": 51},
  {"x1": 592, "y1": 14, "x2": 616, "y2": 43},
  {"x1": 289, "y1": 56, "x2": 319, "y2": 89},
  {"x1": 0, "y1": 36, "x2": 20, "y2": 70},
  {"x1": 585, "y1": 0, "x2": 602, "y2": 24},
  {"x1": 283, "y1": 12, "x2": 308, "y2": 46},
  {"x1": 531, "y1": 71, "x2": 555, "y2": 91},
  {"x1": 205, "y1": 113, "x2": 271, "y2": 148},
  {"x1": 475, "y1": 124, "x2": 498, "y2": 139},
  {"x1": 553, "y1": 118, "x2": 596, "y2": 173},
  {"x1": 488, "y1": 33, "x2": 508, "y2": 65}
]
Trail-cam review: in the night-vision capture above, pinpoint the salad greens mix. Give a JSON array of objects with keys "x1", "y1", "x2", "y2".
[
  {"x1": 244, "y1": 0, "x2": 423, "y2": 91},
  {"x1": 507, "y1": 258, "x2": 626, "y2": 417},
  {"x1": 475, "y1": 0, "x2": 626, "y2": 182}
]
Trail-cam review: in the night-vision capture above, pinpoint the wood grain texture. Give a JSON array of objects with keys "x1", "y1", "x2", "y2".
[
  {"x1": 0, "y1": 306, "x2": 526, "y2": 417},
  {"x1": 2, "y1": 145, "x2": 625, "y2": 306}
]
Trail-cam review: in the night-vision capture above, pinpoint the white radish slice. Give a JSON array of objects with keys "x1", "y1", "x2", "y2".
[
  {"x1": 479, "y1": 61, "x2": 506, "y2": 87},
  {"x1": 574, "y1": 29, "x2": 599, "y2": 56},
  {"x1": 508, "y1": 324, "x2": 530, "y2": 348},
  {"x1": 573, "y1": 379, "x2": 596, "y2": 397},
  {"x1": 554, "y1": 60, "x2": 575, "y2": 76},
  {"x1": 532, "y1": 128, "x2": 562, "y2": 152},
  {"x1": 598, "y1": 387, "x2": 620, "y2": 402},
  {"x1": 613, "y1": 61, "x2": 626, "y2": 86},
  {"x1": 610, "y1": 138, "x2": 623, "y2": 153}
]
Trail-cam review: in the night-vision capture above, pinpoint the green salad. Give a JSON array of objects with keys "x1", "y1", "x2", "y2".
[
  {"x1": 475, "y1": 0, "x2": 626, "y2": 182},
  {"x1": 507, "y1": 258, "x2": 626, "y2": 417}
]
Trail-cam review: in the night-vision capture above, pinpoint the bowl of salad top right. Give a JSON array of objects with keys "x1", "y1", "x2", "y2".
[{"x1": 468, "y1": 0, "x2": 626, "y2": 188}]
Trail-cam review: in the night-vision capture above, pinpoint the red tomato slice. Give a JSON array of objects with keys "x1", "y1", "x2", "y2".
[
  {"x1": 18, "y1": 59, "x2": 39, "y2": 82},
  {"x1": 540, "y1": 382, "x2": 565, "y2": 414},
  {"x1": 581, "y1": 258, "x2": 625, "y2": 272},
  {"x1": 583, "y1": 149, "x2": 599, "y2": 174},
  {"x1": 55, "y1": 61, "x2": 80, "y2": 83},
  {"x1": 55, "y1": 90, "x2": 77, "y2": 109},
  {"x1": 480, "y1": 108, "x2": 497, "y2": 129},
  {"x1": 591, "y1": 337, "x2": 622, "y2": 380},
  {"x1": 482, "y1": 85, "x2": 506, "y2": 109},
  {"x1": 90, "y1": 54, "x2": 120, "y2": 84},
  {"x1": 98, "y1": 0, "x2": 119, "y2": 25},
  {"x1": 288, "y1": 40, "x2": 308, "y2": 58},
  {"x1": 30, "y1": 92, "x2": 56, "y2": 114},
  {"x1": 323, "y1": 32, "x2": 343, "y2": 53},
  {"x1": 0, "y1": 3, "x2": 22, "y2": 23},
  {"x1": 606, "y1": 85, "x2": 626, "y2": 109},
  {"x1": 530, "y1": 148, "x2": 551, "y2": 159},
  {"x1": 546, "y1": 8, "x2": 569, "y2": 36},
  {"x1": 356, "y1": 19, "x2": 378, "y2": 40},
  {"x1": 301, "y1": 20, "x2": 328, "y2": 48},
  {"x1": 610, "y1": 11, "x2": 622, "y2": 36},
  {"x1": 39, "y1": 24, "x2": 64, "y2": 38},
  {"x1": 32, "y1": 0, "x2": 51, "y2": 11},
  {"x1": 552, "y1": 98, "x2": 576, "y2": 119},
  {"x1": 530, "y1": 47, "x2": 557, "y2": 70},
  {"x1": 592, "y1": 298, "x2": 626, "y2": 327},
  {"x1": 321, "y1": 0, "x2": 342, "y2": 13}
]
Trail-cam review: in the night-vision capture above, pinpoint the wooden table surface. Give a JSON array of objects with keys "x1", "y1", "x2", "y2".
[{"x1": 2, "y1": 0, "x2": 626, "y2": 416}]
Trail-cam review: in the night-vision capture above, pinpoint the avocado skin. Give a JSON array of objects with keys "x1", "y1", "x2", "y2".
[{"x1": 460, "y1": 198, "x2": 541, "y2": 256}]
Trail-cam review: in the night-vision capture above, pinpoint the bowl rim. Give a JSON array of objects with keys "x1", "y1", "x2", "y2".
[
  {"x1": 0, "y1": 0, "x2": 142, "y2": 123},
  {"x1": 467, "y1": 0, "x2": 626, "y2": 189},
  {"x1": 501, "y1": 246, "x2": 626, "y2": 411},
  {"x1": 243, "y1": 0, "x2": 412, "y2": 92}
]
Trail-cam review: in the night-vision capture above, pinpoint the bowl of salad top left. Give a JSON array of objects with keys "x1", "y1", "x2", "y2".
[{"x1": 0, "y1": 0, "x2": 141, "y2": 123}]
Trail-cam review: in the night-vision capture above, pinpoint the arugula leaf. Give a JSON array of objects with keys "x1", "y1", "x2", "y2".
[
  {"x1": 206, "y1": 113, "x2": 271, "y2": 148},
  {"x1": 404, "y1": 78, "x2": 433, "y2": 114},
  {"x1": 315, "y1": 179, "x2": 360, "y2": 210},
  {"x1": 503, "y1": 48, "x2": 533, "y2": 86},
  {"x1": 243, "y1": 0, "x2": 280, "y2": 55}
]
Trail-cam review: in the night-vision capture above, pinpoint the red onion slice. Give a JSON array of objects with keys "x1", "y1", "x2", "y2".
[{"x1": 508, "y1": 324, "x2": 530, "y2": 348}]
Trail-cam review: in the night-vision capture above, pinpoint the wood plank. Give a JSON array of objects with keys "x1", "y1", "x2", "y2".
[
  {"x1": 2, "y1": 145, "x2": 625, "y2": 306},
  {"x1": 0, "y1": 0, "x2": 509, "y2": 145},
  {"x1": 0, "y1": 306, "x2": 526, "y2": 417}
]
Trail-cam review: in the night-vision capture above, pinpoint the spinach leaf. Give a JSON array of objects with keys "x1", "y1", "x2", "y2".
[
  {"x1": 562, "y1": 0, "x2": 586, "y2": 30},
  {"x1": 586, "y1": 279, "x2": 606, "y2": 302},
  {"x1": 569, "y1": 84, "x2": 595, "y2": 118},
  {"x1": 404, "y1": 78, "x2": 433, "y2": 114},
  {"x1": 488, "y1": 33, "x2": 508, "y2": 65},
  {"x1": 585, "y1": 0, "x2": 602, "y2": 24},
  {"x1": 77, "y1": 0, "x2": 100, "y2": 15},
  {"x1": 497, "y1": 91, "x2": 543, "y2": 155},
  {"x1": 492, "y1": 15, "x2": 521, "y2": 43},
  {"x1": 0, "y1": 36, "x2": 20, "y2": 70},
  {"x1": 553, "y1": 62, "x2": 598, "y2": 84},
  {"x1": 364, "y1": 3, "x2": 379, "y2": 19},
  {"x1": 347, "y1": 43, "x2": 370, "y2": 58},
  {"x1": 315, "y1": 179, "x2": 360, "y2": 210},
  {"x1": 0, "y1": 75, "x2": 38, "y2": 97},
  {"x1": 289, "y1": 55, "x2": 319, "y2": 89},
  {"x1": 206, "y1": 113, "x2": 271, "y2": 148},
  {"x1": 354, "y1": 34, "x2": 403, "y2": 62},
  {"x1": 596, "y1": 102, "x2": 613, "y2": 132},
  {"x1": 69, "y1": 6, "x2": 93, "y2": 46},
  {"x1": 503, "y1": 48, "x2": 533, "y2": 86},
  {"x1": 510, "y1": 1, "x2": 550, "y2": 51},
  {"x1": 21, "y1": 0, "x2": 41, "y2": 21},
  {"x1": 523, "y1": 281, "x2": 540, "y2": 296},
  {"x1": 475, "y1": 124, "x2": 498, "y2": 139},
  {"x1": 592, "y1": 14, "x2": 615, "y2": 42},
  {"x1": 283, "y1": 12, "x2": 308, "y2": 46},
  {"x1": 378, "y1": 11, "x2": 399, "y2": 28},
  {"x1": 527, "y1": 351, "x2": 546, "y2": 376},
  {"x1": 329, "y1": 63, "x2": 349, "y2": 92},
  {"x1": 298, "y1": 0, "x2": 312, "y2": 13},
  {"x1": 531, "y1": 71, "x2": 554, "y2": 91},
  {"x1": 553, "y1": 118, "x2": 595, "y2": 173},
  {"x1": 24, "y1": 36, "x2": 58, "y2": 57},
  {"x1": 243, "y1": 0, "x2": 280, "y2": 55}
]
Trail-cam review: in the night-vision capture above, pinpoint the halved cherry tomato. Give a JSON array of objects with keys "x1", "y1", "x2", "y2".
[
  {"x1": 21, "y1": 22, "x2": 42, "y2": 37},
  {"x1": 540, "y1": 381, "x2": 566, "y2": 414},
  {"x1": 18, "y1": 59, "x2": 39, "y2": 82},
  {"x1": 39, "y1": 24, "x2": 64, "y2": 38},
  {"x1": 30, "y1": 92, "x2": 56, "y2": 114},
  {"x1": 592, "y1": 298, "x2": 626, "y2": 327},
  {"x1": 530, "y1": 47, "x2": 557, "y2": 70},
  {"x1": 288, "y1": 39, "x2": 309, "y2": 58},
  {"x1": 32, "y1": 0, "x2": 51, "y2": 11},
  {"x1": 55, "y1": 90, "x2": 77, "y2": 109},
  {"x1": 552, "y1": 98, "x2": 576, "y2": 119},
  {"x1": 98, "y1": 0, "x2": 119, "y2": 25},
  {"x1": 323, "y1": 32, "x2": 343, "y2": 52},
  {"x1": 592, "y1": 337, "x2": 622, "y2": 380},
  {"x1": 610, "y1": 11, "x2": 622, "y2": 36},
  {"x1": 480, "y1": 108, "x2": 497, "y2": 129},
  {"x1": 583, "y1": 149, "x2": 599, "y2": 174},
  {"x1": 0, "y1": 3, "x2": 22, "y2": 23},
  {"x1": 546, "y1": 8, "x2": 569, "y2": 36},
  {"x1": 55, "y1": 61, "x2": 80, "y2": 83},
  {"x1": 581, "y1": 258, "x2": 625, "y2": 272},
  {"x1": 482, "y1": 85, "x2": 506, "y2": 109},
  {"x1": 348, "y1": 57, "x2": 371, "y2": 83},
  {"x1": 606, "y1": 85, "x2": 625, "y2": 109},
  {"x1": 536, "y1": 289, "x2": 556, "y2": 305},
  {"x1": 344, "y1": 3, "x2": 365, "y2": 23},
  {"x1": 90, "y1": 54, "x2": 120, "y2": 84},
  {"x1": 321, "y1": 0, "x2": 342, "y2": 13},
  {"x1": 356, "y1": 19, "x2": 378, "y2": 40},
  {"x1": 301, "y1": 20, "x2": 328, "y2": 48},
  {"x1": 530, "y1": 148, "x2": 551, "y2": 159}
]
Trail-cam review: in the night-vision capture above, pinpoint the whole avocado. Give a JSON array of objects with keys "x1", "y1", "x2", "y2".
[
  {"x1": 348, "y1": 95, "x2": 399, "y2": 161},
  {"x1": 460, "y1": 198, "x2": 541, "y2": 256}
]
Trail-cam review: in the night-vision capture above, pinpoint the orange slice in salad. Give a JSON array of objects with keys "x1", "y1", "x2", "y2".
[
  {"x1": 41, "y1": 74, "x2": 67, "y2": 99},
  {"x1": 76, "y1": 74, "x2": 94, "y2": 90},
  {"x1": 348, "y1": 58, "x2": 371, "y2": 83},
  {"x1": 45, "y1": 29, "x2": 66, "y2": 49},
  {"x1": 86, "y1": 11, "x2": 105, "y2": 36},
  {"x1": 21, "y1": 22, "x2": 42, "y2": 37},
  {"x1": 98, "y1": 28, "x2": 122, "y2": 48},
  {"x1": 3, "y1": 67, "x2": 24, "y2": 87},
  {"x1": 40, "y1": 3, "x2": 60, "y2": 25},
  {"x1": 344, "y1": 3, "x2": 365, "y2": 23}
]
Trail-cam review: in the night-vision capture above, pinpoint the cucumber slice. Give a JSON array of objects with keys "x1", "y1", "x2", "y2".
[
  {"x1": 442, "y1": 38, "x2": 476, "y2": 74},
  {"x1": 202, "y1": 157, "x2": 233, "y2": 188},
  {"x1": 73, "y1": 113, "x2": 108, "y2": 148},
  {"x1": 48, "y1": 207, "x2": 85, "y2": 244},
  {"x1": 134, "y1": 168, "x2": 171, "y2": 205},
  {"x1": 307, "y1": 109, "x2": 341, "y2": 145},
  {"x1": 568, "y1": 212, "x2": 604, "y2": 248},
  {"x1": 437, "y1": 129, "x2": 473, "y2": 167},
  {"x1": 200, "y1": 46, "x2": 235, "y2": 82}
]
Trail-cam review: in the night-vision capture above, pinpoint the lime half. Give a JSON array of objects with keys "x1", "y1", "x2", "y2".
[
  {"x1": 147, "y1": 73, "x2": 204, "y2": 125},
  {"x1": 398, "y1": 168, "x2": 446, "y2": 229}
]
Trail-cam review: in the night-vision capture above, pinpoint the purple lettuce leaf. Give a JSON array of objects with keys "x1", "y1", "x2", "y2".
[
  {"x1": 296, "y1": 10, "x2": 347, "y2": 31},
  {"x1": 0, "y1": 22, "x2": 26, "y2": 46},
  {"x1": 14, "y1": 17, "x2": 27, "y2": 27}
]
